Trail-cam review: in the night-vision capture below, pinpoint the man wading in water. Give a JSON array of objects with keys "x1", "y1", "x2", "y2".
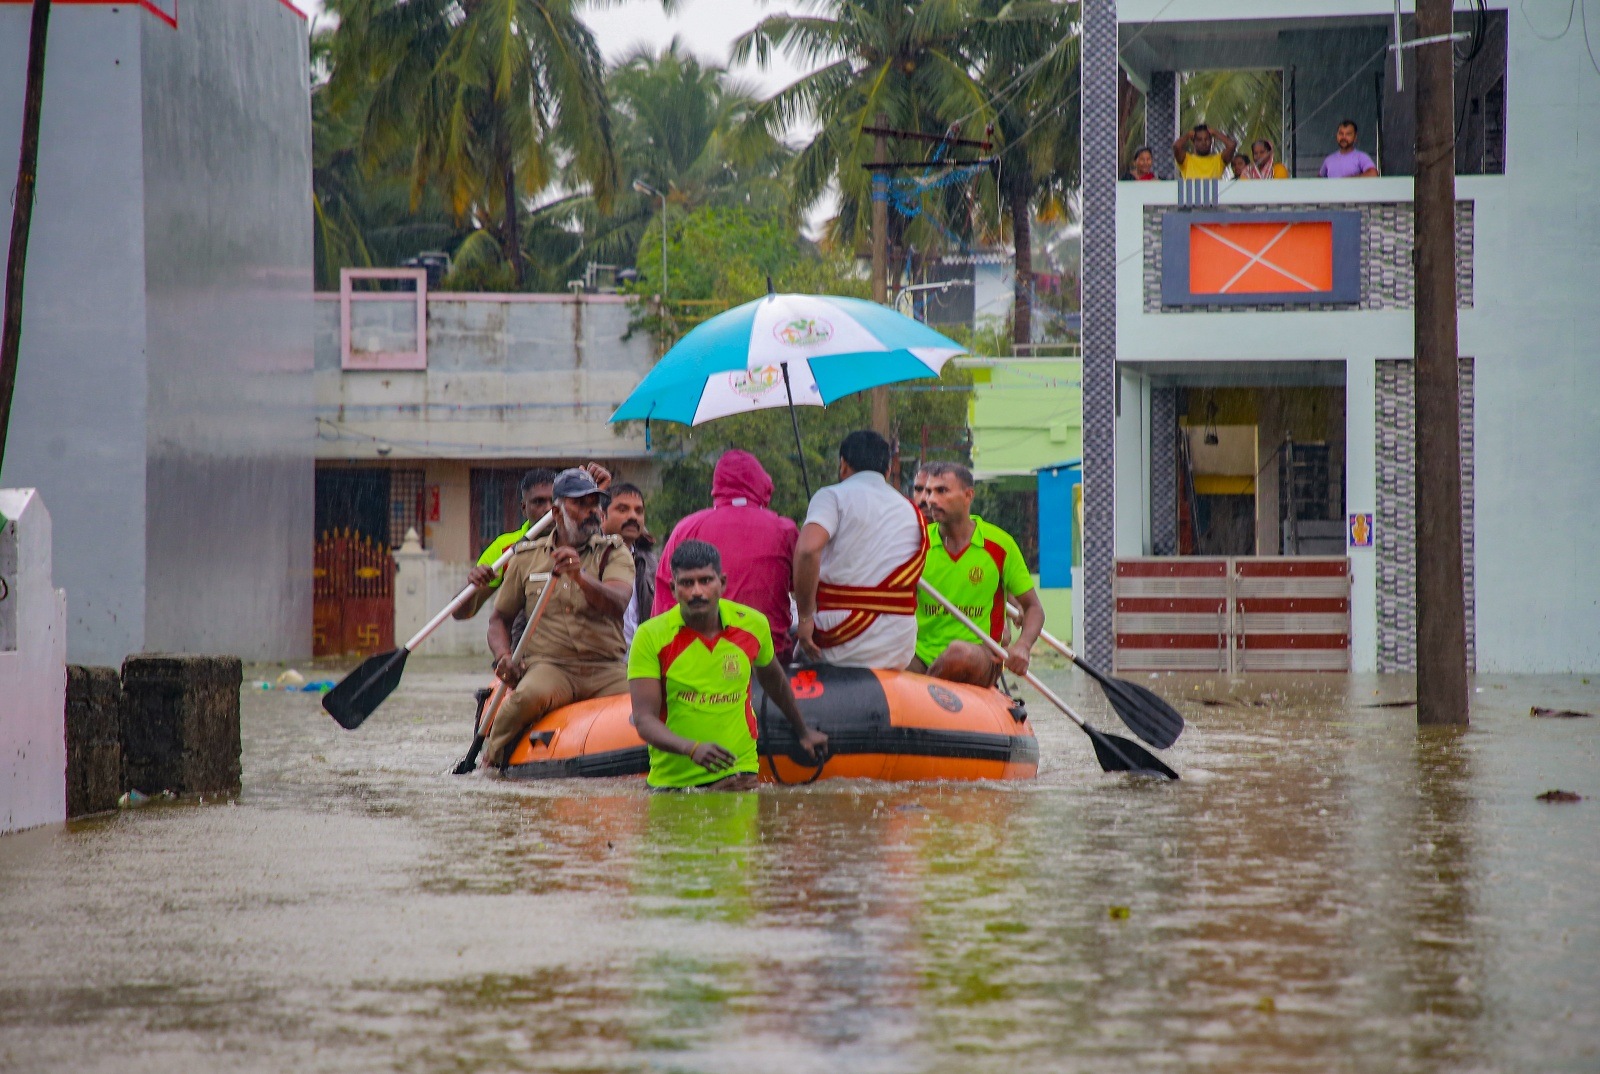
[
  {"x1": 483, "y1": 468, "x2": 634, "y2": 770},
  {"x1": 629, "y1": 540, "x2": 827, "y2": 791}
]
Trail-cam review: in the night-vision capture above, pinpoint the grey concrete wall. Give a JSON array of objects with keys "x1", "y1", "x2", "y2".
[
  {"x1": 138, "y1": 0, "x2": 315, "y2": 659},
  {"x1": 315, "y1": 295, "x2": 654, "y2": 461},
  {"x1": 0, "y1": 11, "x2": 151, "y2": 665}
]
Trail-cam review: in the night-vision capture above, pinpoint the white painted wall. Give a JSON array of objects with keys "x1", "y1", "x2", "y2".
[
  {"x1": 1114, "y1": 4, "x2": 1600, "y2": 672},
  {"x1": 394, "y1": 541, "x2": 497, "y2": 659},
  {"x1": 0, "y1": 490, "x2": 68, "y2": 836}
]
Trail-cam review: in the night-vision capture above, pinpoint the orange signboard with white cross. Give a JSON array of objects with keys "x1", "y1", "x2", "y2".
[
  {"x1": 1161, "y1": 210, "x2": 1361, "y2": 307},
  {"x1": 1188, "y1": 220, "x2": 1335, "y2": 295}
]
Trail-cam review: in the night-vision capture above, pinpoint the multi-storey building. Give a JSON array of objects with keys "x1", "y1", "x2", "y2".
[{"x1": 1077, "y1": 0, "x2": 1599, "y2": 673}]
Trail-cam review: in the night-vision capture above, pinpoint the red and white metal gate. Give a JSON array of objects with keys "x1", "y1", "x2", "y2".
[{"x1": 1114, "y1": 557, "x2": 1350, "y2": 674}]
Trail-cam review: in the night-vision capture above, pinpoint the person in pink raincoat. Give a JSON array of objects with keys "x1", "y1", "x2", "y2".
[{"x1": 652, "y1": 450, "x2": 800, "y2": 662}]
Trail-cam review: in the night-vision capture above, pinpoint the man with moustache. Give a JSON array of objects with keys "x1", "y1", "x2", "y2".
[
  {"x1": 909, "y1": 464, "x2": 934, "y2": 516},
  {"x1": 482, "y1": 467, "x2": 634, "y2": 769},
  {"x1": 601, "y1": 482, "x2": 657, "y2": 647},
  {"x1": 911, "y1": 462, "x2": 1045, "y2": 686},
  {"x1": 629, "y1": 540, "x2": 827, "y2": 791}
]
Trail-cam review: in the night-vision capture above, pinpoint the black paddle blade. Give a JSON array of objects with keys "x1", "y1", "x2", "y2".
[
  {"x1": 1079, "y1": 662, "x2": 1185, "y2": 749},
  {"x1": 1085, "y1": 725, "x2": 1180, "y2": 780},
  {"x1": 450, "y1": 688, "x2": 494, "y2": 774},
  {"x1": 322, "y1": 648, "x2": 409, "y2": 730},
  {"x1": 451, "y1": 736, "x2": 485, "y2": 775}
]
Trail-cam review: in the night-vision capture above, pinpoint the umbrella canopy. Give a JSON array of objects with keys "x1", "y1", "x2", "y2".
[{"x1": 610, "y1": 292, "x2": 966, "y2": 427}]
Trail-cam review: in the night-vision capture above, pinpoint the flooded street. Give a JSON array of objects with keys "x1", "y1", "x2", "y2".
[{"x1": 1, "y1": 661, "x2": 1596, "y2": 1073}]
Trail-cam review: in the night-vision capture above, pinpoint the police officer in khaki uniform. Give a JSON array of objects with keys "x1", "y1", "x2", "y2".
[{"x1": 484, "y1": 467, "x2": 635, "y2": 768}]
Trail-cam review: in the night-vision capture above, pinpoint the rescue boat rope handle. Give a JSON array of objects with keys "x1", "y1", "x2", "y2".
[
  {"x1": 919, "y1": 580, "x2": 1178, "y2": 779},
  {"x1": 404, "y1": 510, "x2": 554, "y2": 651}
]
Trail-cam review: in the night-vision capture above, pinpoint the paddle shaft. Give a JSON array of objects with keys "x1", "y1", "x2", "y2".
[
  {"x1": 918, "y1": 580, "x2": 1092, "y2": 733},
  {"x1": 405, "y1": 511, "x2": 554, "y2": 651}
]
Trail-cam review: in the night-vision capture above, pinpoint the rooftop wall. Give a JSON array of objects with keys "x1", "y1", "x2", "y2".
[{"x1": 314, "y1": 293, "x2": 655, "y2": 462}]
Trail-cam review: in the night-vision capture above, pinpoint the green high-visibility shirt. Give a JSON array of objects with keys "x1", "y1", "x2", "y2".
[
  {"x1": 915, "y1": 515, "x2": 1033, "y2": 667},
  {"x1": 476, "y1": 520, "x2": 532, "y2": 588},
  {"x1": 627, "y1": 599, "x2": 774, "y2": 788}
]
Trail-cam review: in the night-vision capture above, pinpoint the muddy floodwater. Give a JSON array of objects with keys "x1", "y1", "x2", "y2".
[{"x1": 1, "y1": 661, "x2": 1596, "y2": 1073}]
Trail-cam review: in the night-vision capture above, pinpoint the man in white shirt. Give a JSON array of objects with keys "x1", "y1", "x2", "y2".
[{"x1": 793, "y1": 430, "x2": 928, "y2": 669}]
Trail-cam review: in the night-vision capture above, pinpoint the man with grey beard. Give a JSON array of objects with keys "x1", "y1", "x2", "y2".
[{"x1": 483, "y1": 467, "x2": 634, "y2": 769}]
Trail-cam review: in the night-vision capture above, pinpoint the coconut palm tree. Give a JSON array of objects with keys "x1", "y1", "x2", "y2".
[
  {"x1": 578, "y1": 38, "x2": 792, "y2": 277},
  {"x1": 311, "y1": 28, "x2": 466, "y2": 289},
  {"x1": 966, "y1": 0, "x2": 1080, "y2": 347},
  {"x1": 325, "y1": 0, "x2": 617, "y2": 288},
  {"x1": 731, "y1": 0, "x2": 992, "y2": 263},
  {"x1": 1181, "y1": 69, "x2": 1282, "y2": 153}
]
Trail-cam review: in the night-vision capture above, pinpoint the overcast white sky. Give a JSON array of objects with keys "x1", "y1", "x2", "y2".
[{"x1": 306, "y1": 0, "x2": 818, "y2": 97}]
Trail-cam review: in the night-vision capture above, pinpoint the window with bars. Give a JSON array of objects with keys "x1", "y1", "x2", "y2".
[
  {"x1": 470, "y1": 468, "x2": 524, "y2": 558},
  {"x1": 389, "y1": 468, "x2": 426, "y2": 549}
]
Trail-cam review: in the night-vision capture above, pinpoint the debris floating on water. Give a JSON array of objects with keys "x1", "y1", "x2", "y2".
[
  {"x1": 275, "y1": 669, "x2": 306, "y2": 689},
  {"x1": 1530, "y1": 706, "x2": 1594, "y2": 719},
  {"x1": 1536, "y1": 790, "x2": 1583, "y2": 803},
  {"x1": 1108, "y1": 905, "x2": 1131, "y2": 920}
]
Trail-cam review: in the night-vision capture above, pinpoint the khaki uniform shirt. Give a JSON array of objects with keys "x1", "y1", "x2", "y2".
[{"x1": 494, "y1": 532, "x2": 634, "y2": 667}]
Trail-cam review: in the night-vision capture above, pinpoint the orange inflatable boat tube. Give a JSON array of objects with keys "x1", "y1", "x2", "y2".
[{"x1": 500, "y1": 664, "x2": 1038, "y2": 782}]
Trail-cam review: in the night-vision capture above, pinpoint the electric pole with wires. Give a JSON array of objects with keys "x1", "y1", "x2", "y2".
[{"x1": 1413, "y1": 0, "x2": 1470, "y2": 726}]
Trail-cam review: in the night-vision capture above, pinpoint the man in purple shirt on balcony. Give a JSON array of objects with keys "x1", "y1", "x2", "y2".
[{"x1": 1319, "y1": 119, "x2": 1380, "y2": 178}]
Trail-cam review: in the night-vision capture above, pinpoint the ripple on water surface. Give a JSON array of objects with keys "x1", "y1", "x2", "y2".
[{"x1": 0, "y1": 660, "x2": 1595, "y2": 1074}]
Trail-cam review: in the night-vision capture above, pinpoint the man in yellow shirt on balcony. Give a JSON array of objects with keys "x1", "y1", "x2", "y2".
[{"x1": 1173, "y1": 123, "x2": 1236, "y2": 180}]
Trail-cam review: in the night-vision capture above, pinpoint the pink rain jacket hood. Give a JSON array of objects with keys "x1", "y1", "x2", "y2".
[{"x1": 652, "y1": 450, "x2": 799, "y2": 658}]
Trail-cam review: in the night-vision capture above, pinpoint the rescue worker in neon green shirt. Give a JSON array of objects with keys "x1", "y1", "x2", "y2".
[
  {"x1": 628, "y1": 540, "x2": 828, "y2": 790},
  {"x1": 453, "y1": 468, "x2": 557, "y2": 621},
  {"x1": 911, "y1": 462, "x2": 1045, "y2": 685}
]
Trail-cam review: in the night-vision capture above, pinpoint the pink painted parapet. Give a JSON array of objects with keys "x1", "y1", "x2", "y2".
[{"x1": 340, "y1": 268, "x2": 429, "y2": 371}]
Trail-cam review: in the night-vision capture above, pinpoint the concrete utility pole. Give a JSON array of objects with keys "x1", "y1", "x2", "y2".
[
  {"x1": 869, "y1": 114, "x2": 891, "y2": 436},
  {"x1": 1413, "y1": 0, "x2": 1470, "y2": 726},
  {"x1": 0, "y1": 0, "x2": 52, "y2": 475}
]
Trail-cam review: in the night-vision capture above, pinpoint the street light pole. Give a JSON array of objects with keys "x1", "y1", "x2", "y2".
[{"x1": 633, "y1": 179, "x2": 668, "y2": 303}]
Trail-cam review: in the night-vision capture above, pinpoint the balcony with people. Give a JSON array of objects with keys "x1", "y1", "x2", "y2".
[{"x1": 1113, "y1": 8, "x2": 1503, "y2": 332}]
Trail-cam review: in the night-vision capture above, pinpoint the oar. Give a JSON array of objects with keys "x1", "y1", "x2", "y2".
[
  {"x1": 451, "y1": 570, "x2": 559, "y2": 773},
  {"x1": 920, "y1": 581, "x2": 1179, "y2": 779},
  {"x1": 1006, "y1": 601, "x2": 1185, "y2": 749},
  {"x1": 323, "y1": 511, "x2": 554, "y2": 730}
]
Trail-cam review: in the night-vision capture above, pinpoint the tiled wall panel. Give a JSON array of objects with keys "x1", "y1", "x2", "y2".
[
  {"x1": 1375, "y1": 357, "x2": 1476, "y2": 672},
  {"x1": 1143, "y1": 201, "x2": 1474, "y2": 313},
  {"x1": 1080, "y1": 0, "x2": 1118, "y2": 667}
]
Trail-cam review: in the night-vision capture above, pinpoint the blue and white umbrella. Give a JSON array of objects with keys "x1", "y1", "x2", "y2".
[{"x1": 610, "y1": 291, "x2": 966, "y2": 428}]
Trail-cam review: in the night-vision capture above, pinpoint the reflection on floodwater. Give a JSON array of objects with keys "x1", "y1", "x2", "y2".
[{"x1": 0, "y1": 661, "x2": 1595, "y2": 1073}]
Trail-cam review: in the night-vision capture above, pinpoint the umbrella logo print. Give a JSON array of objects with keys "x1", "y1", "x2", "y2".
[
  {"x1": 729, "y1": 365, "x2": 782, "y2": 399},
  {"x1": 774, "y1": 317, "x2": 833, "y2": 348}
]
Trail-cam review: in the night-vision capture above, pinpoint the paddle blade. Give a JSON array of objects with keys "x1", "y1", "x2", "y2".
[
  {"x1": 451, "y1": 736, "x2": 485, "y2": 775},
  {"x1": 322, "y1": 648, "x2": 409, "y2": 730},
  {"x1": 1085, "y1": 725, "x2": 1180, "y2": 780},
  {"x1": 1083, "y1": 665, "x2": 1186, "y2": 749}
]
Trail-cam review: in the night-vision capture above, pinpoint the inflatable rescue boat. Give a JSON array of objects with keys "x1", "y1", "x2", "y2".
[{"x1": 499, "y1": 664, "x2": 1038, "y2": 782}]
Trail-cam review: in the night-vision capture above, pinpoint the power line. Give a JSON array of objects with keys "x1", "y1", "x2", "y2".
[
  {"x1": 1583, "y1": 0, "x2": 1600, "y2": 77},
  {"x1": 1520, "y1": 0, "x2": 1577, "y2": 40}
]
